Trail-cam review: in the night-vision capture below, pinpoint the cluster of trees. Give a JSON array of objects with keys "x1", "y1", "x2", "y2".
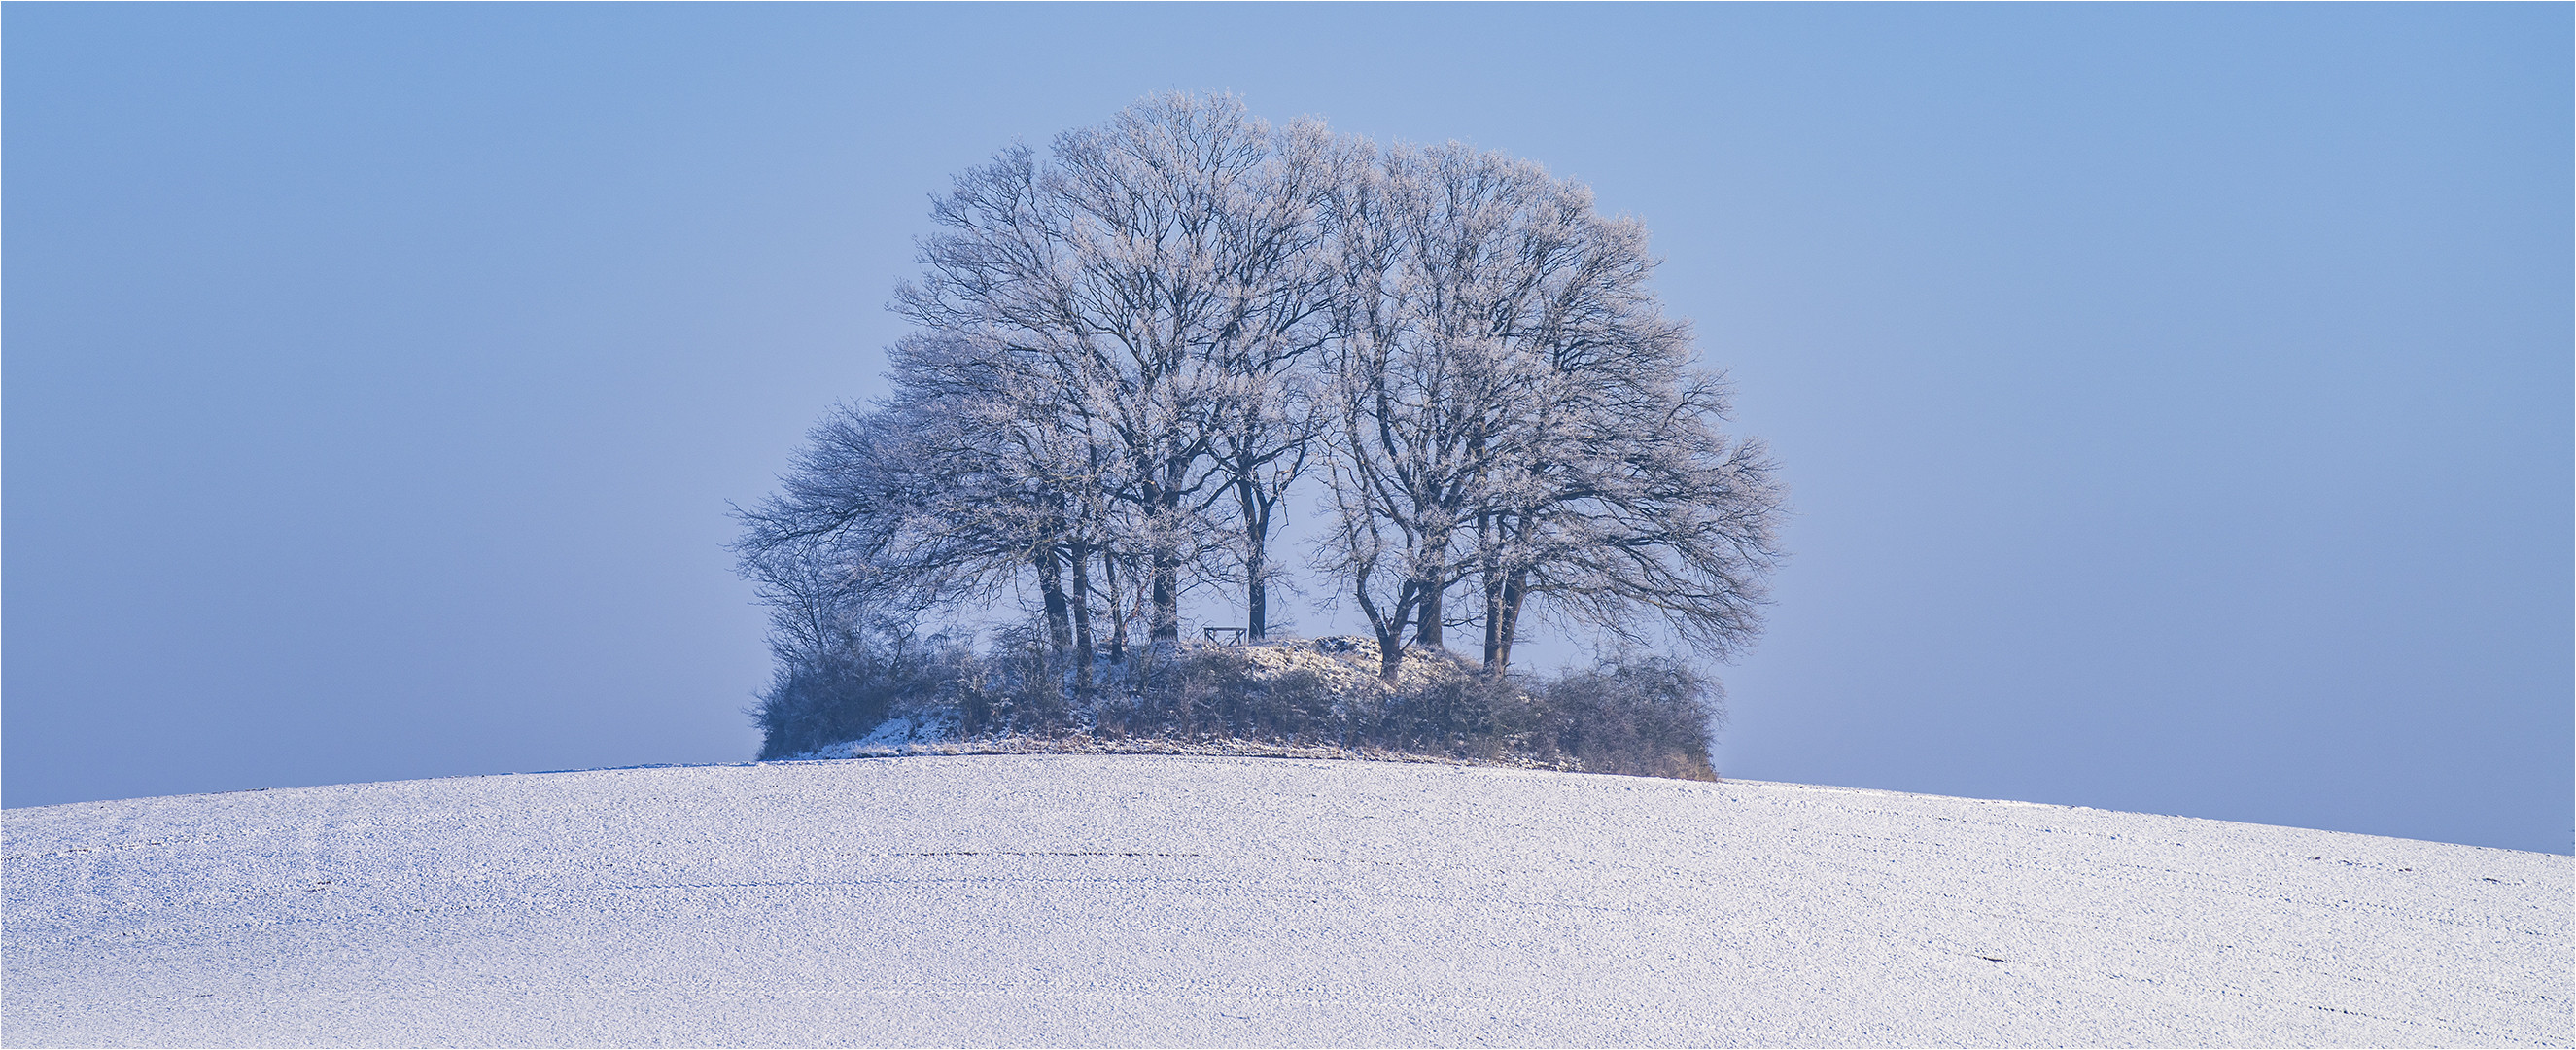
[{"x1": 734, "y1": 92, "x2": 1784, "y2": 716}]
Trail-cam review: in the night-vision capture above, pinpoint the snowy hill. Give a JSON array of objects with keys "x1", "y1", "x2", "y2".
[{"x1": 6, "y1": 755, "x2": 2568, "y2": 1047}]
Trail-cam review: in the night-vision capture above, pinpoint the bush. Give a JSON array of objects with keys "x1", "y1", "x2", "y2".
[
  {"x1": 752, "y1": 633, "x2": 1724, "y2": 781},
  {"x1": 1527, "y1": 656, "x2": 1722, "y2": 781},
  {"x1": 749, "y1": 633, "x2": 968, "y2": 760}
]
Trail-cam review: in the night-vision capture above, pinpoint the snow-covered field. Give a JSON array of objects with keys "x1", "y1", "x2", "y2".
[{"x1": 6, "y1": 755, "x2": 2567, "y2": 1048}]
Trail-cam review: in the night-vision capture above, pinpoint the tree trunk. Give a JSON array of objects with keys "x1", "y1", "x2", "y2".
[
  {"x1": 1238, "y1": 475, "x2": 1271, "y2": 641},
  {"x1": 1355, "y1": 580, "x2": 1408, "y2": 683},
  {"x1": 1479, "y1": 512, "x2": 1504, "y2": 672},
  {"x1": 1034, "y1": 545, "x2": 1073, "y2": 654},
  {"x1": 1147, "y1": 468, "x2": 1184, "y2": 653},
  {"x1": 1069, "y1": 539, "x2": 1096, "y2": 695},
  {"x1": 1413, "y1": 562, "x2": 1445, "y2": 649},
  {"x1": 1480, "y1": 567, "x2": 1505, "y2": 672},
  {"x1": 1493, "y1": 568, "x2": 1529, "y2": 673},
  {"x1": 1104, "y1": 556, "x2": 1129, "y2": 663},
  {"x1": 1149, "y1": 557, "x2": 1181, "y2": 650},
  {"x1": 1247, "y1": 568, "x2": 1268, "y2": 641}
]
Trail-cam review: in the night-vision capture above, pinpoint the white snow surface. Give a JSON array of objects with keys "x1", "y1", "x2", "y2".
[{"x1": 6, "y1": 755, "x2": 2567, "y2": 1048}]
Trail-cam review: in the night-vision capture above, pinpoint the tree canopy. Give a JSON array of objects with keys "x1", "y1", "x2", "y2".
[{"x1": 735, "y1": 92, "x2": 1785, "y2": 693}]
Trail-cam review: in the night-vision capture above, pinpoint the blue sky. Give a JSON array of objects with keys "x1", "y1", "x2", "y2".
[{"x1": 7, "y1": 4, "x2": 2567, "y2": 854}]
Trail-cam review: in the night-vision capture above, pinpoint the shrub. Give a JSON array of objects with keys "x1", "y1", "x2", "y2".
[
  {"x1": 753, "y1": 632, "x2": 1724, "y2": 782},
  {"x1": 749, "y1": 632, "x2": 969, "y2": 760},
  {"x1": 1530, "y1": 656, "x2": 1723, "y2": 781},
  {"x1": 750, "y1": 650, "x2": 900, "y2": 761}
]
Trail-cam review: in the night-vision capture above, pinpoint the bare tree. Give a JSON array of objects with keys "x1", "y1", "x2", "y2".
[
  {"x1": 1316, "y1": 141, "x2": 1586, "y2": 679},
  {"x1": 894, "y1": 92, "x2": 1335, "y2": 655},
  {"x1": 732, "y1": 391, "x2": 1056, "y2": 636},
  {"x1": 1315, "y1": 140, "x2": 1785, "y2": 679},
  {"x1": 1201, "y1": 117, "x2": 1340, "y2": 640},
  {"x1": 738, "y1": 93, "x2": 1783, "y2": 721},
  {"x1": 1475, "y1": 369, "x2": 1783, "y2": 672},
  {"x1": 1467, "y1": 199, "x2": 1785, "y2": 672},
  {"x1": 876, "y1": 327, "x2": 1131, "y2": 689}
]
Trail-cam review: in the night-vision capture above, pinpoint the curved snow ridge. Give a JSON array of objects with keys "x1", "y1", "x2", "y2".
[{"x1": 5, "y1": 755, "x2": 2566, "y2": 1048}]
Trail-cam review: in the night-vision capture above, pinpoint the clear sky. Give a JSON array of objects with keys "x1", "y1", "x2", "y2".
[{"x1": 7, "y1": 5, "x2": 2567, "y2": 854}]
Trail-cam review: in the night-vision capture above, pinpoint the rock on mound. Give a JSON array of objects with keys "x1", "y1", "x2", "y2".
[{"x1": 6, "y1": 756, "x2": 2568, "y2": 1047}]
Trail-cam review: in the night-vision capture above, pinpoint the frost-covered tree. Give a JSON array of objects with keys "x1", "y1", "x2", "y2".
[
  {"x1": 1314, "y1": 141, "x2": 1784, "y2": 679},
  {"x1": 892, "y1": 92, "x2": 1336, "y2": 652},
  {"x1": 738, "y1": 91, "x2": 1783, "y2": 720},
  {"x1": 1200, "y1": 119, "x2": 1341, "y2": 640},
  {"x1": 732, "y1": 393, "x2": 1046, "y2": 633},
  {"x1": 1472, "y1": 366, "x2": 1783, "y2": 673},
  {"x1": 1465, "y1": 206, "x2": 1783, "y2": 673},
  {"x1": 878, "y1": 327, "x2": 1128, "y2": 688},
  {"x1": 1316, "y1": 142, "x2": 1553, "y2": 679}
]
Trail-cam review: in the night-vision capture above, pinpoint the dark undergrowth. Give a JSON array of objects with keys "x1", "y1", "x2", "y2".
[{"x1": 752, "y1": 635, "x2": 1723, "y2": 782}]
